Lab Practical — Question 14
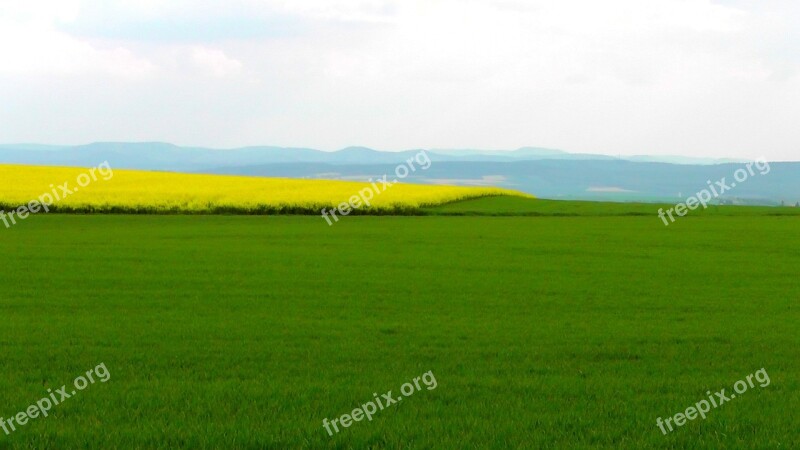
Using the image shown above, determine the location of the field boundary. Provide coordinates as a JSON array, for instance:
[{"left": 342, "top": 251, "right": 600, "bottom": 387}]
[{"left": 3, "top": 195, "right": 799, "bottom": 218}]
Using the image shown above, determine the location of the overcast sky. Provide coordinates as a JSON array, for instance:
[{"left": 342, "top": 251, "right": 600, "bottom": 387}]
[{"left": 1, "top": 0, "right": 798, "bottom": 159}]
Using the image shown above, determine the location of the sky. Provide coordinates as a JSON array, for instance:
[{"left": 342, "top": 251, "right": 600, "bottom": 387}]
[{"left": 0, "top": 0, "right": 798, "bottom": 160}]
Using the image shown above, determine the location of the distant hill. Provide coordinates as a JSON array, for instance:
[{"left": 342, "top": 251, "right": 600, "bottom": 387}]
[
  {"left": 0, "top": 142, "right": 749, "bottom": 169},
  {"left": 0, "top": 142, "right": 795, "bottom": 205}
]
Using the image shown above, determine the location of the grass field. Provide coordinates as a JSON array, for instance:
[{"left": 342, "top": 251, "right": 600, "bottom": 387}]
[
  {"left": 423, "top": 195, "right": 800, "bottom": 217},
  {"left": 0, "top": 197, "right": 798, "bottom": 449}
]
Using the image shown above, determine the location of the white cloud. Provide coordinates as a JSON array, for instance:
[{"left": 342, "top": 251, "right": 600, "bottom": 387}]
[
  {"left": 0, "top": 0, "right": 799, "bottom": 160},
  {"left": 277, "top": 0, "right": 398, "bottom": 23},
  {"left": 190, "top": 47, "right": 243, "bottom": 78},
  {"left": 2, "top": 0, "right": 82, "bottom": 22},
  {"left": 0, "top": 21, "right": 157, "bottom": 79}
]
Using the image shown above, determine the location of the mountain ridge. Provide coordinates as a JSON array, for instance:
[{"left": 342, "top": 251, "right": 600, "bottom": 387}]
[{"left": 2, "top": 142, "right": 793, "bottom": 205}]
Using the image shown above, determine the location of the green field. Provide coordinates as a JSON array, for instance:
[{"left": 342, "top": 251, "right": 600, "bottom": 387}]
[
  {"left": 0, "top": 197, "right": 798, "bottom": 449},
  {"left": 423, "top": 195, "right": 800, "bottom": 217}
]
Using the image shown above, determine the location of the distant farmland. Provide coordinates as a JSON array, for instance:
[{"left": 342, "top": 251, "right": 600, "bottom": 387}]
[{"left": 0, "top": 164, "right": 527, "bottom": 215}]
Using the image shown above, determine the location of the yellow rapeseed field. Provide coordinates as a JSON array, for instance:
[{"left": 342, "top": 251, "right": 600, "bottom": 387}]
[{"left": 0, "top": 164, "right": 530, "bottom": 214}]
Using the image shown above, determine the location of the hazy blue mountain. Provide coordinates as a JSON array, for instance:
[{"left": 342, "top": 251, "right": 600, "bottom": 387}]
[
  {"left": 0, "top": 142, "right": 753, "bottom": 169},
  {"left": 1, "top": 142, "right": 796, "bottom": 205}
]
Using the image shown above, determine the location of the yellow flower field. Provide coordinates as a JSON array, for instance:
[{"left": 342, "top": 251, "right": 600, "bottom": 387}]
[{"left": 0, "top": 164, "right": 530, "bottom": 214}]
